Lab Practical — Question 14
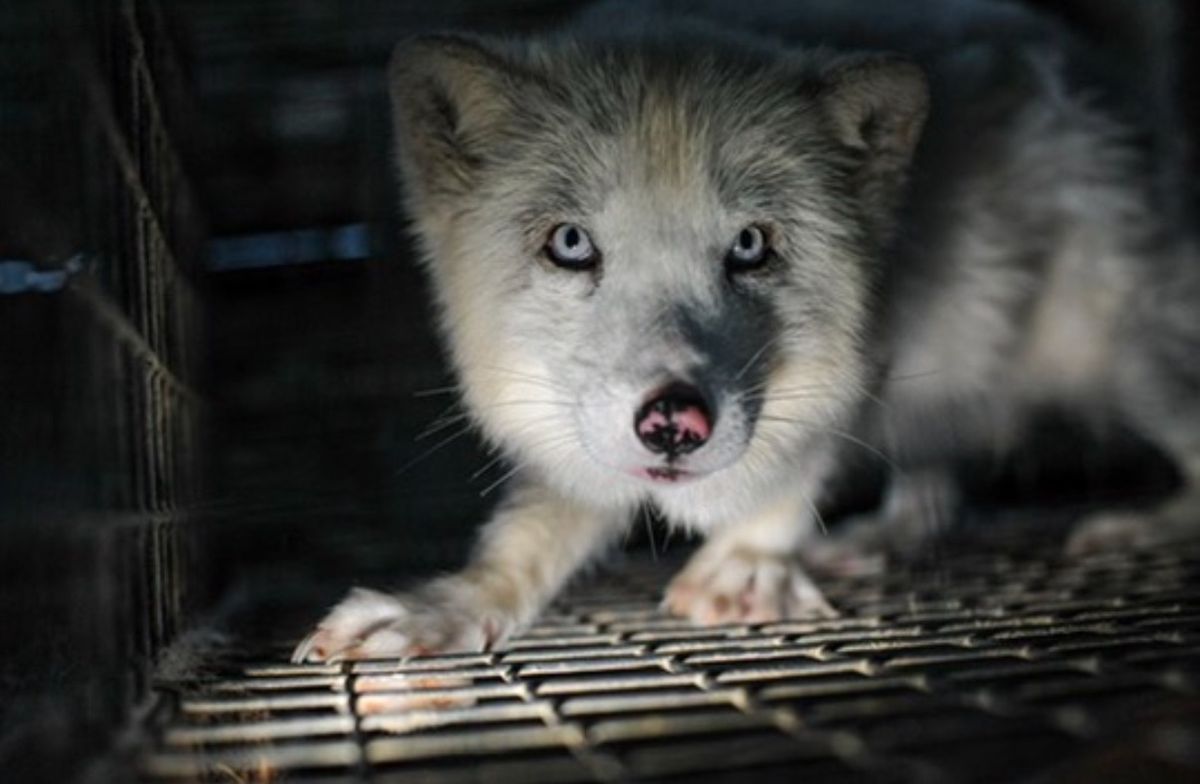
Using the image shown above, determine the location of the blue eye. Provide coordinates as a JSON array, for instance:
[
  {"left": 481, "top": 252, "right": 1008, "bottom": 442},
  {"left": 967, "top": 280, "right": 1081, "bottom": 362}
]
[
  {"left": 546, "top": 224, "right": 598, "bottom": 269},
  {"left": 726, "top": 225, "right": 769, "bottom": 269}
]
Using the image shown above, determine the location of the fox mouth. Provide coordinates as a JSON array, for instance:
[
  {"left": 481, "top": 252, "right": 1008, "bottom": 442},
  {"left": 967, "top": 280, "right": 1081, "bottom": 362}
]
[{"left": 637, "top": 466, "right": 697, "bottom": 484}]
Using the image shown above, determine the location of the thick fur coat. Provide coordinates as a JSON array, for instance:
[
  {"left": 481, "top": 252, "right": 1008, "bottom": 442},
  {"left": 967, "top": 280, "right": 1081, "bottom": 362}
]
[{"left": 295, "top": 0, "right": 1199, "bottom": 661}]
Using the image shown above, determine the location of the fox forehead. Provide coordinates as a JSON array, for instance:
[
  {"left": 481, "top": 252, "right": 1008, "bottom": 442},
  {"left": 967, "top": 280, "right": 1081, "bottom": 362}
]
[{"left": 502, "top": 73, "right": 843, "bottom": 225}]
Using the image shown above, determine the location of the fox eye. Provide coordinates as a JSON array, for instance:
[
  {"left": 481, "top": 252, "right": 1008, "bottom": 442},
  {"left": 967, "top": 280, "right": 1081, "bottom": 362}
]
[
  {"left": 546, "top": 223, "right": 598, "bottom": 269},
  {"left": 725, "top": 225, "right": 769, "bottom": 270}
]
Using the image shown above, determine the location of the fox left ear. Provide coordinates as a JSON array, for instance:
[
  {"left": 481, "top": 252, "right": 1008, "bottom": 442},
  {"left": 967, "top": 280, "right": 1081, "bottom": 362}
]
[{"left": 818, "top": 56, "right": 929, "bottom": 216}]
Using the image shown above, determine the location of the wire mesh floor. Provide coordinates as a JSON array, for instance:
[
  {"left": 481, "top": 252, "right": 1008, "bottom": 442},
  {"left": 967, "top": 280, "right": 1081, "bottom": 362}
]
[{"left": 137, "top": 532, "right": 1200, "bottom": 783}]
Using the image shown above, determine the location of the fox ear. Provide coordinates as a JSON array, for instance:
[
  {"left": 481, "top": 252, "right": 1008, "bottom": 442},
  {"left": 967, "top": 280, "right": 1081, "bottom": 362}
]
[
  {"left": 389, "top": 35, "right": 527, "bottom": 203},
  {"left": 815, "top": 56, "right": 928, "bottom": 228},
  {"left": 821, "top": 56, "right": 929, "bottom": 166}
]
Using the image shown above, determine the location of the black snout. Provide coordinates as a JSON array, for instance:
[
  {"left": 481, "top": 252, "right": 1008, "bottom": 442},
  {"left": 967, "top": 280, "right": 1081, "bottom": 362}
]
[{"left": 634, "top": 382, "right": 713, "bottom": 458}]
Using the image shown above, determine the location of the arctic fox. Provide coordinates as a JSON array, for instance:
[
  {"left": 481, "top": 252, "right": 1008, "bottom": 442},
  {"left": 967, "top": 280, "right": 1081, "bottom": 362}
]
[{"left": 294, "top": 3, "right": 1199, "bottom": 661}]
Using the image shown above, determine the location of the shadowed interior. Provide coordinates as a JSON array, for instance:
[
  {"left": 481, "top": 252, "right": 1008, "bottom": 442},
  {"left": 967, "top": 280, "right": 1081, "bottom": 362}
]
[{"left": 2, "top": 1, "right": 1199, "bottom": 781}]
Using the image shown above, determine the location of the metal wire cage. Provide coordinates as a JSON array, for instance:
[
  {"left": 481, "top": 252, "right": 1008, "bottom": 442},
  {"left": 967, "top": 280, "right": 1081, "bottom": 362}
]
[
  {"left": 0, "top": 0, "right": 205, "bottom": 776},
  {"left": 3, "top": 1, "right": 1200, "bottom": 782}
]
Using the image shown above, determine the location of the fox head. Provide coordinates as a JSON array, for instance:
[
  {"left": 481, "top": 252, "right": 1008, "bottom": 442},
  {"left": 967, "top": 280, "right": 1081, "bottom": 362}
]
[{"left": 389, "top": 34, "right": 928, "bottom": 521}]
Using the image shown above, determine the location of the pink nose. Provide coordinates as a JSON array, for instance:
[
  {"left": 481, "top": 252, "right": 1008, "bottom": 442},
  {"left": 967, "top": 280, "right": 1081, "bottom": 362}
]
[{"left": 635, "top": 383, "right": 712, "bottom": 457}]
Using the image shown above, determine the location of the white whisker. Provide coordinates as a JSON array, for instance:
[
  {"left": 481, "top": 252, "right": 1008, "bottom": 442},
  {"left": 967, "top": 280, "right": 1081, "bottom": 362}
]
[
  {"left": 411, "top": 383, "right": 461, "bottom": 398},
  {"left": 396, "top": 422, "right": 477, "bottom": 476},
  {"left": 757, "top": 414, "right": 900, "bottom": 474},
  {"left": 733, "top": 336, "right": 780, "bottom": 383}
]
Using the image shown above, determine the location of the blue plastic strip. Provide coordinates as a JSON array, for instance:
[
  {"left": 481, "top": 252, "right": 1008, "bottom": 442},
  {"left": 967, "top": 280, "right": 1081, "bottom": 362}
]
[
  {"left": 207, "top": 223, "right": 371, "bottom": 271},
  {"left": 0, "top": 256, "right": 84, "bottom": 295}
]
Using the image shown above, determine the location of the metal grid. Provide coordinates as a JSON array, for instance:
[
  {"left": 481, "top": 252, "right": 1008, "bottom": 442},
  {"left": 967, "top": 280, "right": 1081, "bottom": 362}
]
[
  {"left": 66, "top": 0, "right": 207, "bottom": 706},
  {"left": 1, "top": 1, "right": 205, "bottom": 765},
  {"left": 138, "top": 533, "right": 1200, "bottom": 782}
]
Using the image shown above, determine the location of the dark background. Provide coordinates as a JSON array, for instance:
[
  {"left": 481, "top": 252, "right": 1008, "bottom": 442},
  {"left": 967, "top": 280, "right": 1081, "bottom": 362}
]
[{"left": 0, "top": 1, "right": 1195, "bottom": 779}]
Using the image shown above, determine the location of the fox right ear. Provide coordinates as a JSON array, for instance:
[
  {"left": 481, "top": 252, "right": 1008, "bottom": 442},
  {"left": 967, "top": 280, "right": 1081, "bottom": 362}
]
[
  {"left": 815, "top": 56, "right": 929, "bottom": 231},
  {"left": 389, "top": 36, "right": 527, "bottom": 203},
  {"left": 819, "top": 56, "right": 929, "bottom": 169}
]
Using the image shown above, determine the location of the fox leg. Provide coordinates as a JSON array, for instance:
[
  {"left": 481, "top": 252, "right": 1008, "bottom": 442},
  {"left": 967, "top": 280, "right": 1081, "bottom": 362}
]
[
  {"left": 293, "top": 481, "right": 623, "bottom": 661},
  {"left": 1068, "top": 259, "right": 1200, "bottom": 554},
  {"left": 1068, "top": 433, "right": 1200, "bottom": 555},
  {"left": 1067, "top": 414, "right": 1200, "bottom": 555},
  {"left": 803, "top": 467, "right": 962, "bottom": 575}
]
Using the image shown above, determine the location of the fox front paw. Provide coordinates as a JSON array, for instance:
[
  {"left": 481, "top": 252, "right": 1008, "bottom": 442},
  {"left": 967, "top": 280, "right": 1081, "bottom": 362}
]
[
  {"left": 664, "top": 549, "right": 837, "bottom": 625},
  {"left": 292, "top": 583, "right": 509, "bottom": 663}
]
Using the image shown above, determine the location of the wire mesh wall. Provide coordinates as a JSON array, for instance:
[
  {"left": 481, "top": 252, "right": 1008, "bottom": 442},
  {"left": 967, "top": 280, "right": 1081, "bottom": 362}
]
[{"left": 0, "top": 0, "right": 205, "bottom": 774}]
